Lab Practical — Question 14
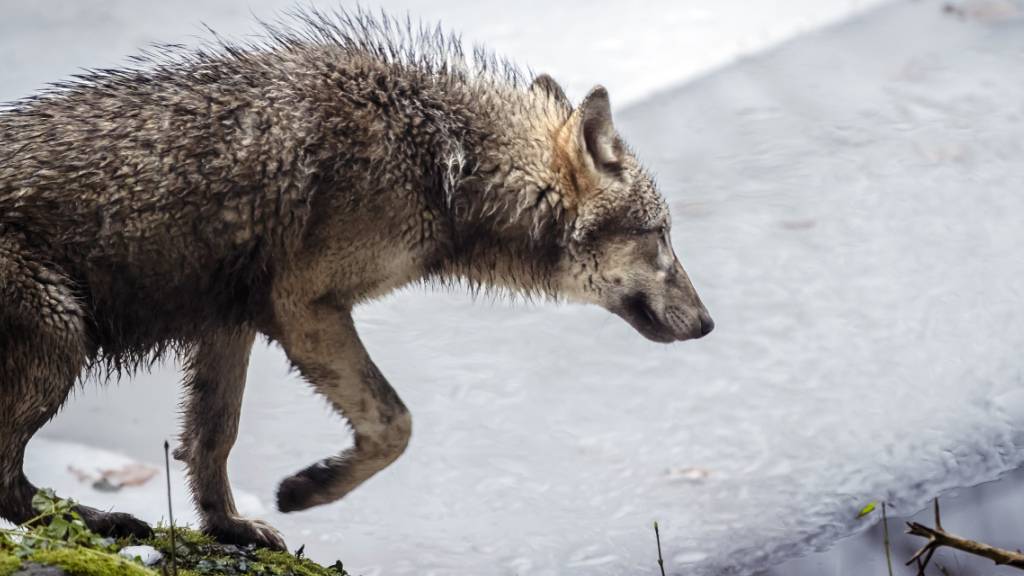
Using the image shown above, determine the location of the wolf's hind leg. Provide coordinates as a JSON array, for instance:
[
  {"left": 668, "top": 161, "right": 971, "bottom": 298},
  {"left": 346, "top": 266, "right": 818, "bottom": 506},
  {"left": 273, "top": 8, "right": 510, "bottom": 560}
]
[
  {"left": 272, "top": 306, "right": 412, "bottom": 513},
  {"left": 0, "top": 241, "right": 150, "bottom": 538},
  {"left": 175, "top": 327, "right": 286, "bottom": 550}
]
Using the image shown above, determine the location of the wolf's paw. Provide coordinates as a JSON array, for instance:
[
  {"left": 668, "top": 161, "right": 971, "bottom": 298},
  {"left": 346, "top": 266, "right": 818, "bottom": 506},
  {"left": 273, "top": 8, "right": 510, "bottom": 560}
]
[
  {"left": 75, "top": 506, "right": 153, "bottom": 539},
  {"left": 205, "top": 516, "right": 287, "bottom": 551},
  {"left": 276, "top": 459, "right": 356, "bottom": 513},
  {"left": 275, "top": 474, "right": 320, "bottom": 513}
]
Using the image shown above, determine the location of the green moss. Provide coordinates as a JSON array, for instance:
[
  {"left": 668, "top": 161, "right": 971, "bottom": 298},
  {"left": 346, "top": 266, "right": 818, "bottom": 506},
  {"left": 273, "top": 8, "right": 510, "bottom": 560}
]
[
  {"left": 140, "top": 527, "right": 215, "bottom": 550},
  {"left": 30, "top": 547, "right": 156, "bottom": 576},
  {"left": 138, "top": 527, "right": 347, "bottom": 576},
  {"left": 8, "top": 491, "right": 346, "bottom": 575},
  {"left": 8, "top": 519, "right": 345, "bottom": 576},
  {"left": 0, "top": 551, "right": 22, "bottom": 576},
  {"left": 254, "top": 549, "right": 347, "bottom": 576}
]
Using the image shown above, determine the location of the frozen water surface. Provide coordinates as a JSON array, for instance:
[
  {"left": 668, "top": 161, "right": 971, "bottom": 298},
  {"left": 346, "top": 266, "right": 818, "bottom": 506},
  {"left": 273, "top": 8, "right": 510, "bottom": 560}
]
[{"left": 5, "top": 0, "right": 1024, "bottom": 574}]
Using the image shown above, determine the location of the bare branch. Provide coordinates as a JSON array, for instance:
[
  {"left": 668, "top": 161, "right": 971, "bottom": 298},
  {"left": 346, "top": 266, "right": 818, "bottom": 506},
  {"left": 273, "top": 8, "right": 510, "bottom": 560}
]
[
  {"left": 906, "top": 521, "right": 1024, "bottom": 570},
  {"left": 653, "top": 522, "right": 666, "bottom": 576}
]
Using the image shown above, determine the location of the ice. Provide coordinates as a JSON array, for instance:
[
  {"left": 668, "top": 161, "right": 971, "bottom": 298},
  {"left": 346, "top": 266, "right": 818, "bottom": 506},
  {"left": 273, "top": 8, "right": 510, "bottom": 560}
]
[{"left": 6, "top": 0, "right": 1024, "bottom": 575}]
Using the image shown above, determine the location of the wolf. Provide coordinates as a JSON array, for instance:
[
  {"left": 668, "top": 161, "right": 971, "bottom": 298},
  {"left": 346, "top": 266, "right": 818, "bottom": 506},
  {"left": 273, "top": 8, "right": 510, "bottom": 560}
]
[{"left": 0, "top": 9, "right": 713, "bottom": 550}]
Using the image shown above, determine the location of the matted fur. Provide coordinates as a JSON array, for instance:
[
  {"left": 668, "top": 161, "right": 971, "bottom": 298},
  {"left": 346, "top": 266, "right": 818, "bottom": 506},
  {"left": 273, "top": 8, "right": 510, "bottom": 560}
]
[
  {"left": 0, "top": 7, "right": 709, "bottom": 549},
  {"left": 1, "top": 7, "right": 568, "bottom": 375}
]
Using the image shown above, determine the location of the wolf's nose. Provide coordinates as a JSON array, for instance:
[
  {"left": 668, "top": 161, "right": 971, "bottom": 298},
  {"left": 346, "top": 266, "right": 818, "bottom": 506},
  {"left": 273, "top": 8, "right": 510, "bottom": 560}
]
[{"left": 698, "top": 312, "right": 715, "bottom": 337}]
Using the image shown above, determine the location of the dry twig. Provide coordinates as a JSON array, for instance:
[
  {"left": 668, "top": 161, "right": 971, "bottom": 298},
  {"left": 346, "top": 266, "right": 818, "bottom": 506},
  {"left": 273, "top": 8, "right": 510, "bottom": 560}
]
[
  {"left": 654, "top": 522, "right": 666, "bottom": 576},
  {"left": 906, "top": 498, "right": 1024, "bottom": 572},
  {"left": 882, "top": 503, "right": 894, "bottom": 576},
  {"left": 164, "top": 441, "right": 178, "bottom": 576}
]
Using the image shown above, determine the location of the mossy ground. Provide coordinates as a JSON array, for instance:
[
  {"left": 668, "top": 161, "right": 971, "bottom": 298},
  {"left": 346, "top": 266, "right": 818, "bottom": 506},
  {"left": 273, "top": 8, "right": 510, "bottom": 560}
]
[
  {"left": 0, "top": 552, "right": 21, "bottom": 576},
  {"left": 1, "top": 526, "right": 348, "bottom": 576},
  {"left": 21, "top": 547, "right": 153, "bottom": 576},
  {"left": 140, "top": 527, "right": 348, "bottom": 576}
]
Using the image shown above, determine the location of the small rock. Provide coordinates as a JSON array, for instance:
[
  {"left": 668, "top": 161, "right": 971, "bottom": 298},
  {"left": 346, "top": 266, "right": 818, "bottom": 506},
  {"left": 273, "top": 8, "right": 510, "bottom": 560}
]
[{"left": 119, "top": 545, "right": 163, "bottom": 566}]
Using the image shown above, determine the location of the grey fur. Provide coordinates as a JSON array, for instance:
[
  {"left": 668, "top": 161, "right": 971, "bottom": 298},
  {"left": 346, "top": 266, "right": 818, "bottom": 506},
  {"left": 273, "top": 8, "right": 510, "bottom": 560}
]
[{"left": 0, "top": 7, "right": 711, "bottom": 550}]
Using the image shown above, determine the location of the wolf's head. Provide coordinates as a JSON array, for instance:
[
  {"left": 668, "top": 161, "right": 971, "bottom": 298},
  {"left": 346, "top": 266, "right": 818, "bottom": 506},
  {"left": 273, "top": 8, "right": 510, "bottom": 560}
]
[{"left": 530, "top": 75, "right": 713, "bottom": 343}]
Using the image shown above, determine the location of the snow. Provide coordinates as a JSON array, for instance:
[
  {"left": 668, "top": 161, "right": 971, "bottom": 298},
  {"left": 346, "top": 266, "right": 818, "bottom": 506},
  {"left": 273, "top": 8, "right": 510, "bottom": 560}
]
[
  {"left": 5, "top": 0, "right": 1024, "bottom": 575},
  {"left": 0, "top": 438, "right": 265, "bottom": 531},
  {"left": 118, "top": 546, "right": 164, "bottom": 566}
]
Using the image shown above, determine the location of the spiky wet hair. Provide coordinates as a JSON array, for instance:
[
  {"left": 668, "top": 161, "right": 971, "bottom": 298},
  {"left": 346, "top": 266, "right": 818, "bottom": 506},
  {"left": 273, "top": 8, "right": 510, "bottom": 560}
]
[{"left": 3, "top": 5, "right": 531, "bottom": 113}]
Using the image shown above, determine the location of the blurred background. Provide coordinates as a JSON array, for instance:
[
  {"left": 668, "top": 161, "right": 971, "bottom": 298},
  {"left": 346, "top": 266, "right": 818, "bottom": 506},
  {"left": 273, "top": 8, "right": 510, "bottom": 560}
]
[{"left": 4, "top": 0, "right": 1024, "bottom": 574}]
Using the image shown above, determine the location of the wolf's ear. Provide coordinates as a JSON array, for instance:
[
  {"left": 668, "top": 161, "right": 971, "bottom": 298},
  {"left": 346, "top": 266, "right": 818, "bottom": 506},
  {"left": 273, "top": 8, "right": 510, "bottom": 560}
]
[
  {"left": 575, "top": 86, "right": 623, "bottom": 174},
  {"left": 530, "top": 73, "right": 571, "bottom": 110}
]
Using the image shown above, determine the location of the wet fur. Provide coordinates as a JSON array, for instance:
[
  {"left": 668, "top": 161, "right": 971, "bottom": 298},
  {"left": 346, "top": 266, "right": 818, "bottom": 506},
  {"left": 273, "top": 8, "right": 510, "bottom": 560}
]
[{"left": 0, "top": 7, "right": 707, "bottom": 549}]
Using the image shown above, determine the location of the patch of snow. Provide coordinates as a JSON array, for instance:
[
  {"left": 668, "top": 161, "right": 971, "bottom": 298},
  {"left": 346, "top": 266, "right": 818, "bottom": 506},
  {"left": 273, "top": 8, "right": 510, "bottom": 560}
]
[
  {"left": 10, "top": 439, "right": 265, "bottom": 530},
  {"left": 119, "top": 545, "right": 163, "bottom": 566}
]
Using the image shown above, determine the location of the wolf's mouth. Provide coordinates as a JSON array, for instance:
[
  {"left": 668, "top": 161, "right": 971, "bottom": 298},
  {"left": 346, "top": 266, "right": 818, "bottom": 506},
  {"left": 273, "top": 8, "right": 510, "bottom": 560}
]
[{"left": 616, "top": 293, "right": 677, "bottom": 343}]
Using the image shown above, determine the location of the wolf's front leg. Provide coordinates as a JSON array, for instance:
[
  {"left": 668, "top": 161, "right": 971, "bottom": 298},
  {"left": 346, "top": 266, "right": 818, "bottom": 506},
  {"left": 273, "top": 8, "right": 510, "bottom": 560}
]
[
  {"left": 272, "top": 305, "right": 412, "bottom": 513},
  {"left": 176, "top": 327, "right": 287, "bottom": 550}
]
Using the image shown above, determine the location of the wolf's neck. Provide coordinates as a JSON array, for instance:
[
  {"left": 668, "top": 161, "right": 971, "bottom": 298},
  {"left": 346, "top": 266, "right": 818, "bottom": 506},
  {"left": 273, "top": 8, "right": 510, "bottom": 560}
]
[{"left": 428, "top": 83, "right": 569, "bottom": 296}]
